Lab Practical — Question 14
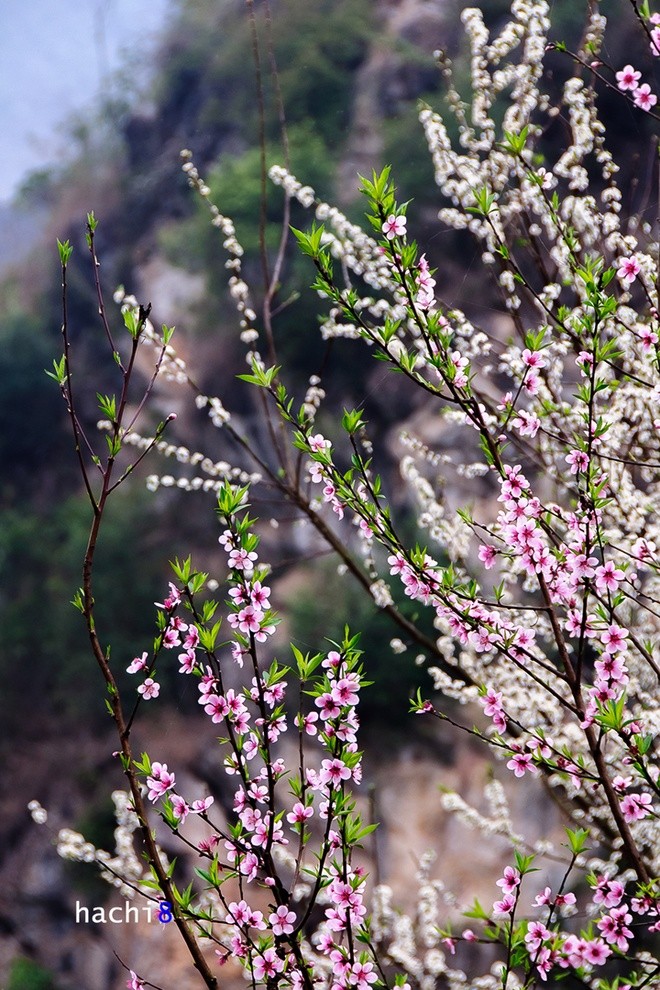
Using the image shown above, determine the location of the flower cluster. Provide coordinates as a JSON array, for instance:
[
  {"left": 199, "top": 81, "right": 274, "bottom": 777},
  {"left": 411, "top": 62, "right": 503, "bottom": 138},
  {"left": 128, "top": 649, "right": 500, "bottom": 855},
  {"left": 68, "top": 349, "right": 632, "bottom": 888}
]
[
  {"left": 615, "top": 7, "right": 660, "bottom": 114},
  {"left": 46, "top": 2, "right": 660, "bottom": 988}
]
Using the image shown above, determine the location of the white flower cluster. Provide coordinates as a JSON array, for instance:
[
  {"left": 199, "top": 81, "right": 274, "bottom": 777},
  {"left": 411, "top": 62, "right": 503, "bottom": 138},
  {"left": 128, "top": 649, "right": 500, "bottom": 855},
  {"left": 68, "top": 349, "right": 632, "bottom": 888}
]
[
  {"left": 181, "top": 149, "right": 261, "bottom": 354},
  {"left": 113, "top": 286, "right": 190, "bottom": 384},
  {"left": 54, "top": 791, "right": 169, "bottom": 900}
]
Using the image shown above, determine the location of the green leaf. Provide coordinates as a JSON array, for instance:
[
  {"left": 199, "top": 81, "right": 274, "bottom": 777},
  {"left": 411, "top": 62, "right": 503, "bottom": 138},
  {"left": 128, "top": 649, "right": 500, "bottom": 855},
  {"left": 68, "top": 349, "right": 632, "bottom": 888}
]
[
  {"left": 463, "top": 898, "right": 490, "bottom": 921},
  {"left": 199, "top": 620, "right": 222, "bottom": 652},
  {"left": 466, "top": 186, "right": 498, "bottom": 217},
  {"left": 237, "top": 361, "right": 280, "bottom": 388},
  {"left": 57, "top": 238, "right": 73, "bottom": 265},
  {"left": 45, "top": 355, "right": 67, "bottom": 385},
  {"left": 342, "top": 408, "right": 367, "bottom": 434},
  {"left": 291, "top": 222, "right": 326, "bottom": 258},
  {"left": 97, "top": 392, "right": 117, "bottom": 421},
  {"left": 501, "top": 126, "right": 528, "bottom": 156},
  {"left": 565, "top": 826, "right": 589, "bottom": 855}
]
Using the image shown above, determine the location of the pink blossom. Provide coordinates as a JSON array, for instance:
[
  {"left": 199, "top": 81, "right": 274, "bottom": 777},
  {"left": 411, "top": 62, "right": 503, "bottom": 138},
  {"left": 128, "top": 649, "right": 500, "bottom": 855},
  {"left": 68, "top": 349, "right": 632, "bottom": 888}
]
[
  {"left": 597, "top": 906, "right": 633, "bottom": 951},
  {"left": 507, "top": 752, "right": 538, "bottom": 777},
  {"left": 381, "top": 214, "right": 407, "bottom": 239},
  {"left": 481, "top": 688, "right": 502, "bottom": 717},
  {"left": 541, "top": 167, "right": 558, "bottom": 189},
  {"left": 253, "top": 948, "right": 284, "bottom": 981},
  {"left": 565, "top": 449, "right": 589, "bottom": 474},
  {"left": 156, "top": 582, "right": 181, "bottom": 610},
  {"left": 126, "top": 972, "right": 144, "bottom": 990},
  {"left": 308, "top": 433, "right": 330, "bottom": 452},
  {"left": 319, "top": 758, "right": 352, "bottom": 788},
  {"left": 162, "top": 627, "right": 181, "bottom": 649},
  {"left": 581, "top": 938, "right": 612, "bottom": 965},
  {"left": 512, "top": 409, "right": 540, "bottom": 437},
  {"left": 496, "top": 866, "right": 521, "bottom": 895},
  {"left": 617, "top": 255, "right": 642, "bottom": 284},
  {"left": 127, "top": 651, "right": 148, "bottom": 674},
  {"left": 593, "top": 877, "right": 626, "bottom": 908},
  {"left": 249, "top": 581, "right": 270, "bottom": 609},
  {"left": 226, "top": 899, "right": 264, "bottom": 929},
  {"left": 297, "top": 711, "right": 318, "bottom": 735},
  {"left": 137, "top": 677, "right": 160, "bottom": 700},
  {"left": 178, "top": 649, "right": 196, "bottom": 674},
  {"left": 639, "top": 325, "right": 659, "bottom": 350},
  {"left": 594, "top": 653, "right": 627, "bottom": 684},
  {"left": 620, "top": 791, "right": 653, "bottom": 822},
  {"left": 522, "top": 347, "right": 546, "bottom": 369},
  {"left": 228, "top": 547, "right": 258, "bottom": 571},
  {"left": 576, "top": 350, "right": 593, "bottom": 376},
  {"left": 234, "top": 605, "right": 264, "bottom": 634},
  {"left": 634, "top": 83, "right": 658, "bottom": 111},
  {"left": 248, "top": 782, "right": 268, "bottom": 804},
  {"left": 594, "top": 560, "right": 625, "bottom": 593},
  {"left": 204, "top": 694, "right": 229, "bottom": 723},
  {"left": 331, "top": 676, "right": 360, "bottom": 707},
  {"left": 478, "top": 544, "right": 497, "bottom": 569},
  {"left": 482, "top": 687, "right": 505, "bottom": 728},
  {"left": 565, "top": 549, "right": 598, "bottom": 580},
  {"left": 523, "top": 370, "right": 541, "bottom": 396},
  {"left": 218, "top": 529, "right": 234, "bottom": 551},
  {"left": 351, "top": 961, "right": 378, "bottom": 990},
  {"left": 600, "top": 623, "right": 628, "bottom": 653},
  {"left": 525, "top": 920, "right": 551, "bottom": 952},
  {"left": 315, "top": 692, "right": 341, "bottom": 720},
  {"left": 323, "top": 649, "right": 343, "bottom": 670},
  {"left": 146, "top": 762, "right": 176, "bottom": 802},
  {"left": 492, "top": 892, "right": 516, "bottom": 915},
  {"left": 269, "top": 905, "right": 296, "bottom": 936},
  {"left": 534, "top": 886, "right": 553, "bottom": 907},
  {"left": 416, "top": 253, "right": 436, "bottom": 310},
  {"left": 613, "top": 775, "right": 632, "bottom": 794},
  {"left": 616, "top": 64, "right": 641, "bottom": 91},
  {"left": 651, "top": 26, "right": 660, "bottom": 55},
  {"left": 308, "top": 461, "right": 324, "bottom": 484},
  {"left": 287, "top": 802, "right": 314, "bottom": 826},
  {"left": 171, "top": 795, "right": 190, "bottom": 823}
]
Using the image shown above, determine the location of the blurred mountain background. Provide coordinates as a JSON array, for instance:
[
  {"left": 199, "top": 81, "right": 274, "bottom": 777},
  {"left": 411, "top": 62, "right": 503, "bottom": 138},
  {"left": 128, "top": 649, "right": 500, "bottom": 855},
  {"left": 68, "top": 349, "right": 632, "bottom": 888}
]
[{"left": 0, "top": 1, "right": 654, "bottom": 987}]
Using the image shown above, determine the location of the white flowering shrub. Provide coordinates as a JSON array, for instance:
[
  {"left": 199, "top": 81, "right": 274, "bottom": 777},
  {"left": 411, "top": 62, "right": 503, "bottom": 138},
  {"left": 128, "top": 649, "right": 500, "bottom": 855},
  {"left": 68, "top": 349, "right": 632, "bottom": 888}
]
[{"left": 40, "top": 1, "right": 660, "bottom": 988}]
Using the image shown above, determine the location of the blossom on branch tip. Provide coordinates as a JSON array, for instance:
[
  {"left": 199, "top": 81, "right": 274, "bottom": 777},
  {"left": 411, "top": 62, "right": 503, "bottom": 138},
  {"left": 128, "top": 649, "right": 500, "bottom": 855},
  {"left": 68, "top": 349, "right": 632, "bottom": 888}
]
[
  {"left": 381, "top": 214, "right": 407, "bottom": 239},
  {"left": 633, "top": 83, "right": 657, "bottom": 110},
  {"left": 155, "top": 582, "right": 181, "bottom": 610},
  {"left": 651, "top": 26, "right": 660, "bottom": 55},
  {"left": 617, "top": 255, "right": 641, "bottom": 284},
  {"left": 269, "top": 905, "right": 296, "bottom": 935},
  {"left": 137, "top": 677, "right": 160, "bottom": 700},
  {"left": 146, "top": 763, "right": 175, "bottom": 802},
  {"left": 127, "top": 651, "right": 148, "bottom": 674},
  {"left": 615, "top": 64, "right": 641, "bottom": 91},
  {"left": 620, "top": 792, "right": 653, "bottom": 822},
  {"left": 506, "top": 752, "right": 538, "bottom": 777}
]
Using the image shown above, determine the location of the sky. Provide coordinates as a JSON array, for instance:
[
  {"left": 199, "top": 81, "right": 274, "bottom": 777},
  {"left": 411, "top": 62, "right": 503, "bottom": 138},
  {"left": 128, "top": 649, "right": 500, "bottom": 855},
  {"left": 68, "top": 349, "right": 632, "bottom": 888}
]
[{"left": 0, "top": 0, "right": 173, "bottom": 202}]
